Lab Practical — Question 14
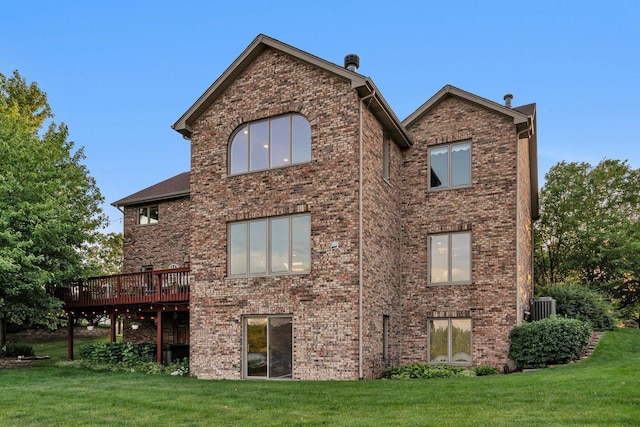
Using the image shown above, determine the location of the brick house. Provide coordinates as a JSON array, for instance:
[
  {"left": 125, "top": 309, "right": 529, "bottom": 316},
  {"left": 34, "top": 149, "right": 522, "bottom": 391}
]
[
  {"left": 110, "top": 34, "right": 538, "bottom": 379},
  {"left": 113, "top": 171, "right": 191, "bottom": 273}
]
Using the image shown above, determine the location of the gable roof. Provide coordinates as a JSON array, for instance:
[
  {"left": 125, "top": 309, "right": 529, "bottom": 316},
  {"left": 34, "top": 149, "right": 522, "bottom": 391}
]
[
  {"left": 403, "top": 84, "right": 539, "bottom": 220},
  {"left": 513, "top": 102, "right": 536, "bottom": 117},
  {"left": 402, "top": 84, "right": 530, "bottom": 127},
  {"left": 112, "top": 172, "right": 190, "bottom": 208},
  {"left": 172, "top": 34, "right": 413, "bottom": 148}
]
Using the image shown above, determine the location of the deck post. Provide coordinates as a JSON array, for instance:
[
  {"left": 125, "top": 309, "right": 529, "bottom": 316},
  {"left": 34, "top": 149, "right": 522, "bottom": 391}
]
[
  {"left": 110, "top": 312, "right": 117, "bottom": 343},
  {"left": 157, "top": 309, "right": 163, "bottom": 364},
  {"left": 67, "top": 313, "right": 74, "bottom": 361}
]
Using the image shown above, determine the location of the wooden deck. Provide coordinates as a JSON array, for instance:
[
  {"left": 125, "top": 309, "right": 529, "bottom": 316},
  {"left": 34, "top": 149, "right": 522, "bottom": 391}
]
[{"left": 55, "top": 268, "right": 190, "bottom": 310}]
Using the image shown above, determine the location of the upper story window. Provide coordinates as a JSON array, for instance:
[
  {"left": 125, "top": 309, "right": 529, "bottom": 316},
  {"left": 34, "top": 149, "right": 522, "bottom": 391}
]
[
  {"left": 229, "top": 114, "right": 311, "bottom": 175},
  {"left": 228, "top": 214, "right": 311, "bottom": 277},
  {"left": 429, "top": 141, "right": 471, "bottom": 190},
  {"left": 138, "top": 206, "right": 158, "bottom": 225},
  {"left": 429, "top": 231, "right": 471, "bottom": 284}
]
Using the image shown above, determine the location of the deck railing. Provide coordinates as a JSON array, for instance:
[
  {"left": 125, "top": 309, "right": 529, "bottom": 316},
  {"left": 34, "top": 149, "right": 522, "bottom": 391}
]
[{"left": 56, "top": 268, "right": 190, "bottom": 308}]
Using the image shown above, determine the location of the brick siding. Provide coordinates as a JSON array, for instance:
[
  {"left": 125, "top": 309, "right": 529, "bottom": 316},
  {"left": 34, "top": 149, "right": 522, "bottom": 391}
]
[
  {"left": 130, "top": 44, "right": 535, "bottom": 379},
  {"left": 402, "top": 96, "right": 529, "bottom": 369},
  {"left": 189, "top": 48, "right": 364, "bottom": 379},
  {"left": 122, "top": 196, "right": 190, "bottom": 273}
]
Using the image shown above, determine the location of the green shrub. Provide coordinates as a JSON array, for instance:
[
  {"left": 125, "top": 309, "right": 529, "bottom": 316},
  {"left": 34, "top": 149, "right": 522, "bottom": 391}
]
[
  {"left": 508, "top": 316, "right": 592, "bottom": 369},
  {"left": 2, "top": 342, "right": 35, "bottom": 357},
  {"left": 77, "top": 343, "right": 94, "bottom": 359},
  {"left": 471, "top": 365, "right": 499, "bottom": 376},
  {"left": 78, "top": 342, "right": 156, "bottom": 365},
  {"left": 546, "top": 283, "right": 616, "bottom": 331},
  {"left": 57, "top": 356, "right": 190, "bottom": 376},
  {"left": 384, "top": 364, "right": 475, "bottom": 379}
]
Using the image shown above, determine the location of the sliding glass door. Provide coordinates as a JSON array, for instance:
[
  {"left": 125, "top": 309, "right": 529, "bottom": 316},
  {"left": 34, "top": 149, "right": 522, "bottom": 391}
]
[{"left": 245, "top": 316, "right": 292, "bottom": 379}]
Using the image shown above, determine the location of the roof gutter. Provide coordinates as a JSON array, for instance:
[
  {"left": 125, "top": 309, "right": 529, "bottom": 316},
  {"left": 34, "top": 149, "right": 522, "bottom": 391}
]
[
  {"left": 111, "top": 190, "right": 191, "bottom": 209},
  {"left": 357, "top": 80, "right": 413, "bottom": 149}
]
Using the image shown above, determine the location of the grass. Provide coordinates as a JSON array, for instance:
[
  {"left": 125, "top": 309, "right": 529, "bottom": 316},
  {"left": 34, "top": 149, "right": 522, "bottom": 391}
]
[
  {"left": 27, "top": 335, "right": 111, "bottom": 368},
  {"left": 1, "top": 329, "right": 639, "bottom": 426}
]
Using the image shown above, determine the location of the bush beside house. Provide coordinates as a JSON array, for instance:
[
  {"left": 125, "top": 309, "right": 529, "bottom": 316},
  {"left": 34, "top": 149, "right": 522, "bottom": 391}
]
[
  {"left": 546, "top": 284, "right": 617, "bottom": 331},
  {"left": 508, "top": 317, "right": 592, "bottom": 369}
]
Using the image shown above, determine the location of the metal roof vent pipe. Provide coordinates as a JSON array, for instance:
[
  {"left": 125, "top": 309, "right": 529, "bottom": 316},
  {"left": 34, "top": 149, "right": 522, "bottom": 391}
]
[
  {"left": 344, "top": 54, "right": 360, "bottom": 72},
  {"left": 504, "top": 93, "right": 513, "bottom": 108}
]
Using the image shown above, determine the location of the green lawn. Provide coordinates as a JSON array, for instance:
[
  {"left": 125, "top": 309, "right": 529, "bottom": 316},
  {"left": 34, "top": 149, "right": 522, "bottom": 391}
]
[
  {"left": 1, "top": 329, "right": 639, "bottom": 426},
  {"left": 27, "top": 335, "right": 112, "bottom": 368}
]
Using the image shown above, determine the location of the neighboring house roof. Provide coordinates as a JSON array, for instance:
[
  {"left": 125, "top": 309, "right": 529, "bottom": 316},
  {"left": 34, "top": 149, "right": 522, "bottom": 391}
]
[
  {"left": 112, "top": 172, "right": 190, "bottom": 208},
  {"left": 403, "top": 84, "right": 539, "bottom": 219},
  {"left": 172, "top": 34, "right": 413, "bottom": 149}
]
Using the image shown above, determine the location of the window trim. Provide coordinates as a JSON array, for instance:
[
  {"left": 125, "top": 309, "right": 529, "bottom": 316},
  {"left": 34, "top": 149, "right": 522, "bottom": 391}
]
[
  {"left": 428, "top": 231, "right": 472, "bottom": 285},
  {"left": 228, "top": 113, "right": 311, "bottom": 176},
  {"left": 137, "top": 205, "right": 159, "bottom": 225},
  {"left": 428, "top": 140, "right": 472, "bottom": 191},
  {"left": 243, "top": 315, "right": 293, "bottom": 379},
  {"left": 227, "top": 214, "right": 311, "bottom": 277},
  {"left": 428, "top": 318, "right": 472, "bottom": 366}
]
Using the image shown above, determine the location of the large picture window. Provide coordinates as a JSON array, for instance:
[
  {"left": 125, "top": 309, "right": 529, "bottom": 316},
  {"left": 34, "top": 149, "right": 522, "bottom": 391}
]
[
  {"left": 429, "top": 318, "right": 472, "bottom": 365},
  {"left": 229, "top": 214, "right": 311, "bottom": 276},
  {"left": 229, "top": 114, "right": 311, "bottom": 175},
  {"left": 429, "top": 231, "right": 471, "bottom": 284},
  {"left": 429, "top": 141, "right": 471, "bottom": 190}
]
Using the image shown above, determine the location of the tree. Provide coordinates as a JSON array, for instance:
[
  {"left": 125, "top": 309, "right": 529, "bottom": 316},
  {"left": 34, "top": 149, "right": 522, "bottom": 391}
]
[
  {"left": 534, "top": 159, "right": 640, "bottom": 324},
  {"left": 0, "top": 71, "right": 107, "bottom": 345},
  {"left": 83, "top": 232, "right": 124, "bottom": 277},
  {"left": 0, "top": 70, "right": 51, "bottom": 130}
]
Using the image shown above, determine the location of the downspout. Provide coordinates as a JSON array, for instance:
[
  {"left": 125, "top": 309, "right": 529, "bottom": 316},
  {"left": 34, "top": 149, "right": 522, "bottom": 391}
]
[
  {"left": 358, "top": 90, "right": 376, "bottom": 380},
  {"left": 515, "top": 131, "right": 521, "bottom": 325}
]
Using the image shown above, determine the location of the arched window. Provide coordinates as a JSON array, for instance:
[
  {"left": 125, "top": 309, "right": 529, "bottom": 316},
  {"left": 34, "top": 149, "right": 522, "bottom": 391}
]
[{"left": 229, "top": 113, "right": 311, "bottom": 174}]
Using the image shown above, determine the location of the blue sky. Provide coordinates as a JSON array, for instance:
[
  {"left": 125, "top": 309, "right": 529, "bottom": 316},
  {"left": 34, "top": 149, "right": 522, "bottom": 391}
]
[{"left": 2, "top": 1, "right": 638, "bottom": 233}]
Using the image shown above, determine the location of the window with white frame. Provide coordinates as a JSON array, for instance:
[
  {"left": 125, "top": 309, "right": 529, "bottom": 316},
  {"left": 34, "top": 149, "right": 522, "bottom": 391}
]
[
  {"left": 429, "top": 141, "right": 471, "bottom": 190},
  {"left": 428, "top": 318, "right": 472, "bottom": 365},
  {"left": 229, "top": 113, "right": 311, "bottom": 175},
  {"left": 137, "top": 206, "right": 158, "bottom": 225},
  {"left": 228, "top": 214, "right": 311, "bottom": 276},
  {"left": 429, "top": 231, "right": 471, "bottom": 284}
]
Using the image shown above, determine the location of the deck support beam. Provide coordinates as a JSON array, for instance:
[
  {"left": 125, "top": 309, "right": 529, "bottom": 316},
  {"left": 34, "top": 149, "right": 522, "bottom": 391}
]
[
  {"left": 110, "top": 312, "right": 117, "bottom": 343},
  {"left": 157, "top": 309, "right": 163, "bottom": 364},
  {"left": 67, "top": 313, "right": 74, "bottom": 361}
]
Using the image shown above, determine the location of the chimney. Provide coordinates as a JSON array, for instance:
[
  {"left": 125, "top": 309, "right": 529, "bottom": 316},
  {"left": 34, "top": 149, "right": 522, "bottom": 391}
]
[
  {"left": 344, "top": 54, "right": 359, "bottom": 72},
  {"left": 503, "top": 94, "right": 513, "bottom": 108}
]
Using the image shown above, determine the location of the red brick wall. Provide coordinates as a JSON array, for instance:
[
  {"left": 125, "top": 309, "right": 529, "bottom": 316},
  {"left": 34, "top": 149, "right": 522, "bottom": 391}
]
[
  {"left": 176, "top": 48, "right": 534, "bottom": 378},
  {"left": 188, "top": 48, "right": 364, "bottom": 379},
  {"left": 122, "top": 196, "right": 190, "bottom": 273},
  {"left": 360, "top": 106, "right": 405, "bottom": 378},
  {"left": 402, "top": 95, "right": 522, "bottom": 369}
]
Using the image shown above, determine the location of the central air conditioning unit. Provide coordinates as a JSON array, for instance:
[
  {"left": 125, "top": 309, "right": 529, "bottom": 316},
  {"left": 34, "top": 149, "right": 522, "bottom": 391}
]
[{"left": 531, "top": 297, "right": 556, "bottom": 321}]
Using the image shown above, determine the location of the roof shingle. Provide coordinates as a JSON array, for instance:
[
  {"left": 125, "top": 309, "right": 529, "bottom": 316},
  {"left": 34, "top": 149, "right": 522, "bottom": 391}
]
[{"left": 112, "top": 172, "right": 190, "bottom": 207}]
